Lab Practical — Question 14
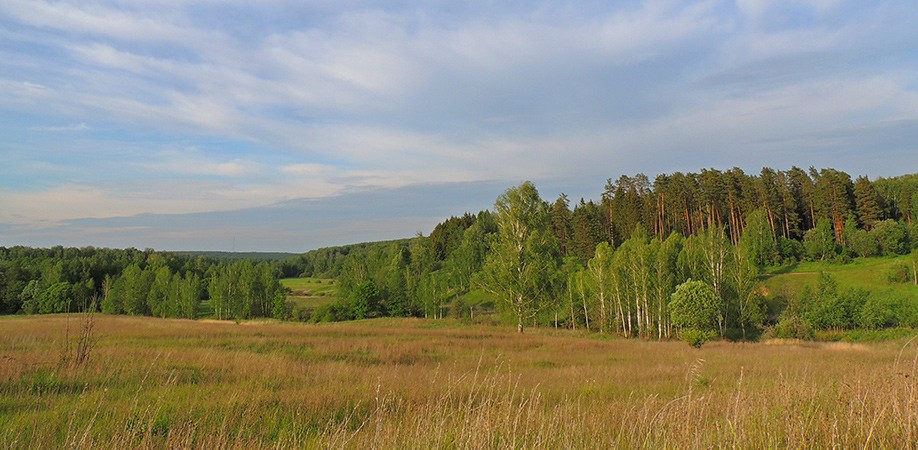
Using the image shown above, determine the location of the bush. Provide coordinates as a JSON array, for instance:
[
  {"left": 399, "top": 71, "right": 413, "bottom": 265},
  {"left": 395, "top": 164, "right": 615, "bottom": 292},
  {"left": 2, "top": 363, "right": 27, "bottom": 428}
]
[
  {"left": 871, "top": 220, "right": 909, "bottom": 255},
  {"left": 779, "top": 237, "right": 804, "bottom": 262},
  {"left": 848, "top": 230, "right": 880, "bottom": 258},
  {"left": 804, "top": 219, "right": 837, "bottom": 261},
  {"left": 291, "top": 306, "right": 312, "bottom": 322},
  {"left": 350, "top": 281, "right": 383, "bottom": 319},
  {"left": 680, "top": 329, "right": 716, "bottom": 348},
  {"left": 773, "top": 316, "right": 814, "bottom": 340},
  {"left": 312, "top": 301, "right": 354, "bottom": 323},
  {"left": 859, "top": 296, "right": 898, "bottom": 329},
  {"left": 669, "top": 280, "right": 721, "bottom": 332},
  {"left": 886, "top": 263, "right": 910, "bottom": 284}
]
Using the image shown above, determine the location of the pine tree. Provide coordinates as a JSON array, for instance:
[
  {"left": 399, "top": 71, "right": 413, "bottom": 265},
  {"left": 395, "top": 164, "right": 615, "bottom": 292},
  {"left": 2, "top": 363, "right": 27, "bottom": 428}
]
[{"left": 854, "top": 175, "right": 883, "bottom": 230}]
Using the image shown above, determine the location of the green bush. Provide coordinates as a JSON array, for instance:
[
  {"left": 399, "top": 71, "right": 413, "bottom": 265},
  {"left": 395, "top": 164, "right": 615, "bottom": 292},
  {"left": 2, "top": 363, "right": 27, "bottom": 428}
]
[
  {"left": 774, "top": 316, "right": 814, "bottom": 340},
  {"left": 886, "top": 263, "right": 910, "bottom": 284},
  {"left": 848, "top": 230, "right": 880, "bottom": 257},
  {"left": 680, "top": 329, "right": 716, "bottom": 348},
  {"left": 871, "top": 220, "right": 909, "bottom": 255},
  {"left": 779, "top": 237, "right": 804, "bottom": 262},
  {"left": 804, "top": 219, "right": 837, "bottom": 261}
]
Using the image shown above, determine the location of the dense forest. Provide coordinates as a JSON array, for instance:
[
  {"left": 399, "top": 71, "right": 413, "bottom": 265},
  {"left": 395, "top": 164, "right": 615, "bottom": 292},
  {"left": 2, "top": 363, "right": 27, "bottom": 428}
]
[
  {"left": 3, "top": 166, "right": 917, "bottom": 340},
  {"left": 280, "top": 166, "right": 918, "bottom": 339},
  {"left": 0, "top": 247, "right": 285, "bottom": 321}
]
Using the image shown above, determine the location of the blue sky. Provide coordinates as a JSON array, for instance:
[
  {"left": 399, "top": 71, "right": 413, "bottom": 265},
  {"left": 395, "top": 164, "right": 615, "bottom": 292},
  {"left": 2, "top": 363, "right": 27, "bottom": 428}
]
[{"left": 2, "top": 0, "right": 917, "bottom": 252}]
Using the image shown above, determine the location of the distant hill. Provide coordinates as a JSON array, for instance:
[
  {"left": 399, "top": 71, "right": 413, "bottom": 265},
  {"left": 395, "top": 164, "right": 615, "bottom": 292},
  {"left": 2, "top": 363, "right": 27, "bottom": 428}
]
[{"left": 174, "top": 251, "right": 297, "bottom": 261}]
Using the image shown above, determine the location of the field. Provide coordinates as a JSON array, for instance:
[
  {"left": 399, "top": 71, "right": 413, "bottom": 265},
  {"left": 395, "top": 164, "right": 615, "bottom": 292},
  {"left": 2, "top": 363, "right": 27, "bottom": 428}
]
[
  {"left": 763, "top": 255, "right": 918, "bottom": 300},
  {"left": 1, "top": 315, "right": 916, "bottom": 448},
  {"left": 280, "top": 278, "right": 338, "bottom": 314}
]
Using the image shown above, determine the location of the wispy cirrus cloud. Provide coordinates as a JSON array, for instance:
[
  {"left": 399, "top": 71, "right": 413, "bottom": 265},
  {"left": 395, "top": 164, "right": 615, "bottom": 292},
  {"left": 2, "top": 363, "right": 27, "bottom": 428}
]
[{"left": 29, "top": 123, "right": 90, "bottom": 132}]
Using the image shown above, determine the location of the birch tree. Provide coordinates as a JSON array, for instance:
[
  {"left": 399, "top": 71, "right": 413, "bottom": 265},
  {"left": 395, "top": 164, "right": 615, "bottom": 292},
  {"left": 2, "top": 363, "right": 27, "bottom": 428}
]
[{"left": 480, "top": 182, "right": 560, "bottom": 333}]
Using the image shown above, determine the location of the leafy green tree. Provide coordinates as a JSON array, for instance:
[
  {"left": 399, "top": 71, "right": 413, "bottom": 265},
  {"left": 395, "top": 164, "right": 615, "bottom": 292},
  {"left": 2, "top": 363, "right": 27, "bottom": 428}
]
[
  {"left": 38, "top": 282, "right": 72, "bottom": 313},
  {"left": 179, "top": 273, "right": 202, "bottom": 319},
  {"left": 804, "top": 219, "right": 837, "bottom": 260},
  {"left": 147, "top": 266, "right": 172, "bottom": 318},
  {"left": 669, "top": 280, "right": 721, "bottom": 347},
  {"left": 446, "top": 213, "right": 495, "bottom": 293},
  {"left": 650, "top": 233, "right": 681, "bottom": 339},
  {"left": 586, "top": 242, "right": 614, "bottom": 334},
  {"left": 871, "top": 219, "right": 909, "bottom": 255},
  {"left": 696, "top": 226, "right": 730, "bottom": 335},
  {"left": 730, "top": 241, "right": 764, "bottom": 340},
  {"left": 351, "top": 281, "right": 383, "bottom": 319},
  {"left": 480, "top": 182, "right": 560, "bottom": 333},
  {"left": 847, "top": 229, "right": 880, "bottom": 257},
  {"left": 100, "top": 274, "right": 116, "bottom": 314},
  {"left": 271, "top": 288, "right": 290, "bottom": 320},
  {"left": 19, "top": 279, "right": 41, "bottom": 315},
  {"left": 741, "top": 209, "right": 777, "bottom": 270}
]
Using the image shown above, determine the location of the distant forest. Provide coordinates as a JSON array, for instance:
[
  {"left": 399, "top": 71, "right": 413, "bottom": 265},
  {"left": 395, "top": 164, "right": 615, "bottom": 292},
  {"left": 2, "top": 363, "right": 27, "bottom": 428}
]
[
  {"left": 0, "top": 247, "right": 285, "bottom": 321},
  {"left": 3, "top": 166, "right": 917, "bottom": 338}
]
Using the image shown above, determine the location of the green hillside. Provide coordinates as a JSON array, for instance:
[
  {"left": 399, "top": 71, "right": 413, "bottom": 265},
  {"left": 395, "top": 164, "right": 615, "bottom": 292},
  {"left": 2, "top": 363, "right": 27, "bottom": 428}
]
[
  {"left": 280, "top": 277, "right": 339, "bottom": 319},
  {"left": 762, "top": 256, "right": 917, "bottom": 300}
]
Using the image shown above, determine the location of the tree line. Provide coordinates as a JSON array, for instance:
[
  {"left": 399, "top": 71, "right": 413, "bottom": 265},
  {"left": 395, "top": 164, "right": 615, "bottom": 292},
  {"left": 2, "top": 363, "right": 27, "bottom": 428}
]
[
  {"left": 299, "top": 166, "right": 918, "bottom": 340},
  {"left": 0, "top": 246, "right": 287, "bottom": 321}
]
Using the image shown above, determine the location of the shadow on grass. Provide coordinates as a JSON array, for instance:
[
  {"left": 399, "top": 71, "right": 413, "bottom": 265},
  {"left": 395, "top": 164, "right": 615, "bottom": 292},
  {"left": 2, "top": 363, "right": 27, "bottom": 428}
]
[{"left": 762, "top": 261, "right": 800, "bottom": 278}]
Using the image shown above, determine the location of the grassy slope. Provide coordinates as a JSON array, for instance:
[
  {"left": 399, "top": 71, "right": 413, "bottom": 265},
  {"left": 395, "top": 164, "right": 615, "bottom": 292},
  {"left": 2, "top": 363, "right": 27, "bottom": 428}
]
[
  {"left": 281, "top": 277, "right": 338, "bottom": 311},
  {"left": 762, "top": 255, "right": 918, "bottom": 302},
  {"left": 1, "top": 315, "right": 916, "bottom": 448}
]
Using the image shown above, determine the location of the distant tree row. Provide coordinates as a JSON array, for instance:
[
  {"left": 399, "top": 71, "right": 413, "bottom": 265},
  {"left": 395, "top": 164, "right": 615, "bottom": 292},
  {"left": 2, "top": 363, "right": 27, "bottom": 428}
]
[{"left": 0, "top": 246, "right": 286, "bottom": 321}]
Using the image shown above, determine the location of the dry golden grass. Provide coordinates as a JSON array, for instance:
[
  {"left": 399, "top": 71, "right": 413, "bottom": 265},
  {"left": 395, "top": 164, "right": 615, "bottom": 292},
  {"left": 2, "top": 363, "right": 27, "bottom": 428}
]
[{"left": 1, "top": 315, "right": 915, "bottom": 449}]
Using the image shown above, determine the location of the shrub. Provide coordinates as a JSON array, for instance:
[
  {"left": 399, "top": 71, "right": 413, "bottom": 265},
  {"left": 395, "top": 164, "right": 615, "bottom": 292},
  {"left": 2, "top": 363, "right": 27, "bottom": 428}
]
[
  {"left": 774, "top": 316, "right": 814, "bottom": 340},
  {"left": 670, "top": 280, "right": 721, "bottom": 332},
  {"left": 859, "top": 296, "right": 897, "bottom": 329},
  {"left": 804, "top": 219, "right": 837, "bottom": 261},
  {"left": 886, "top": 263, "right": 910, "bottom": 284},
  {"left": 871, "top": 220, "right": 909, "bottom": 255},
  {"left": 680, "top": 329, "right": 716, "bottom": 348},
  {"left": 848, "top": 230, "right": 880, "bottom": 257},
  {"left": 351, "top": 281, "right": 383, "bottom": 319},
  {"left": 779, "top": 237, "right": 804, "bottom": 262}
]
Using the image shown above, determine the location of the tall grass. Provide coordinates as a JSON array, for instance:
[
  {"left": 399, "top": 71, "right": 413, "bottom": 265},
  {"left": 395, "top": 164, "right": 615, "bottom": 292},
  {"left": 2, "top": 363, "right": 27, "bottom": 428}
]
[{"left": 1, "top": 315, "right": 915, "bottom": 448}]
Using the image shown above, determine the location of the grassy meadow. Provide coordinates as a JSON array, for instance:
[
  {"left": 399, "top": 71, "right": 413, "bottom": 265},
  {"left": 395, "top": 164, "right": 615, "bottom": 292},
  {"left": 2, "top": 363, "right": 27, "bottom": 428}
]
[
  {"left": 281, "top": 278, "right": 338, "bottom": 316},
  {"left": 1, "top": 314, "right": 916, "bottom": 449},
  {"left": 763, "top": 255, "right": 918, "bottom": 300}
]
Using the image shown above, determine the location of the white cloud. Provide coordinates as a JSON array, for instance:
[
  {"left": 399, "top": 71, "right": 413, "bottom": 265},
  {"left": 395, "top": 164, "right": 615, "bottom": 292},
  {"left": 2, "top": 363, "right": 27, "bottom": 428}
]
[{"left": 29, "top": 123, "right": 90, "bottom": 132}]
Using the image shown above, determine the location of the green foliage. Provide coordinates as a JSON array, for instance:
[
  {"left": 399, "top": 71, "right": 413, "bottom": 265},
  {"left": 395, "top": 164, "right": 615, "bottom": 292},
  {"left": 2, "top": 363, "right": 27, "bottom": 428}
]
[
  {"left": 479, "top": 182, "right": 560, "bottom": 333},
  {"left": 779, "top": 237, "right": 804, "bottom": 262},
  {"left": 773, "top": 316, "right": 814, "bottom": 340},
  {"left": 804, "top": 219, "right": 837, "bottom": 261},
  {"left": 271, "top": 288, "right": 290, "bottom": 320},
  {"left": 886, "top": 263, "right": 910, "bottom": 283},
  {"left": 741, "top": 209, "right": 777, "bottom": 269},
  {"left": 848, "top": 229, "right": 880, "bottom": 257},
  {"left": 351, "top": 281, "right": 383, "bottom": 319},
  {"left": 871, "top": 220, "right": 909, "bottom": 255},
  {"left": 679, "top": 328, "right": 716, "bottom": 348},
  {"left": 669, "top": 280, "right": 721, "bottom": 332},
  {"left": 38, "top": 281, "right": 72, "bottom": 314},
  {"left": 19, "top": 279, "right": 41, "bottom": 314}
]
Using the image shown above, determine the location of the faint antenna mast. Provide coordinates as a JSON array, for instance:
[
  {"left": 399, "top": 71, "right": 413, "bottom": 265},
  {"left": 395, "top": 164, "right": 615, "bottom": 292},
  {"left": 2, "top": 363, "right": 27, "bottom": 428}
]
[{"left": 232, "top": 235, "right": 236, "bottom": 253}]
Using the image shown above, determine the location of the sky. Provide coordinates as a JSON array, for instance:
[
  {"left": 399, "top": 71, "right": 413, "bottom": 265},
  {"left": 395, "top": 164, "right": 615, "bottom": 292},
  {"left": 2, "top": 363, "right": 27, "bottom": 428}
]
[{"left": 2, "top": 1, "right": 917, "bottom": 252}]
